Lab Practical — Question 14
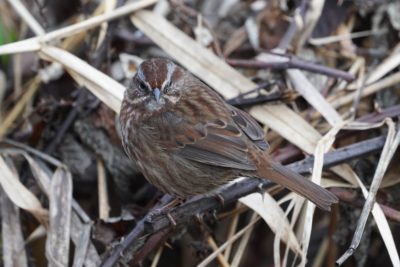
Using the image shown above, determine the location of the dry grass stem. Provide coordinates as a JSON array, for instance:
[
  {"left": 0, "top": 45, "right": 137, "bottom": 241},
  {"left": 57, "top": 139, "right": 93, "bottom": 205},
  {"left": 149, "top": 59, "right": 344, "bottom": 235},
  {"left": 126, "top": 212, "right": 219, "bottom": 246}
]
[
  {"left": 97, "top": 157, "right": 110, "bottom": 220},
  {"left": 329, "top": 71, "right": 400, "bottom": 109},
  {"left": 286, "top": 68, "right": 342, "bottom": 126},
  {"left": 6, "top": 0, "right": 45, "bottom": 35},
  {"left": 71, "top": 223, "right": 92, "bottom": 267},
  {"left": 197, "top": 217, "right": 260, "bottom": 267},
  {"left": 39, "top": 46, "right": 124, "bottom": 112},
  {"left": 46, "top": 169, "right": 73, "bottom": 266},
  {"left": 367, "top": 46, "right": 400, "bottom": 84},
  {"left": 300, "top": 121, "right": 347, "bottom": 266},
  {"left": 223, "top": 204, "right": 240, "bottom": 260},
  {"left": 337, "top": 119, "right": 400, "bottom": 266},
  {"left": 0, "top": 76, "right": 41, "bottom": 139},
  {"left": 311, "top": 237, "right": 329, "bottom": 267},
  {"left": 0, "top": 187, "right": 28, "bottom": 267},
  {"left": 294, "top": 0, "right": 324, "bottom": 50},
  {"left": 230, "top": 212, "right": 258, "bottom": 267},
  {"left": 96, "top": 0, "right": 117, "bottom": 49},
  {"left": 309, "top": 29, "right": 386, "bottom": 45},
  {"left": 0, "top": 0, "right": 158, "bottom": 55},
  {"left": 240, "top": 192, "right": 301, "bottom": 254},
  {"left": 150, "top": 246, "right": 164, "bottom": 267},
  {"left": 207, "top": 236, "right": 231, "bottom": 267},
  {"left": 0, "top": 155, "right": 49, "bottom": 226}
]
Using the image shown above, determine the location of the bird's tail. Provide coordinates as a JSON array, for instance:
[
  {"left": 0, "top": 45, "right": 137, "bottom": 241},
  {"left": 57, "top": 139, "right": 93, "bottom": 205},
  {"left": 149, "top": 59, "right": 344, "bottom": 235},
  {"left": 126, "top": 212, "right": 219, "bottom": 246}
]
[{"left": 259, "top": 162, "right": 338, "bottom": 211}]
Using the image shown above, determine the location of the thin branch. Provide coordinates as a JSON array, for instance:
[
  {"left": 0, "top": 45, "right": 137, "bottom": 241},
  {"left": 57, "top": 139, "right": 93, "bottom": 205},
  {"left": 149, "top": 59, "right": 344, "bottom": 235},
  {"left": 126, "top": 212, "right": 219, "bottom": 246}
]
[
  {"left": 227, "top": 56, "right": 355, "bottom": 81},
  {"left": 226, "top": 81, "right": 294, "bottom": 107},
  {"left": 289, "top": 135, "right": 386, "bottom": 174},
  {"left": 331, "top": 188, "right": 400, "bottom": 223},
  {"left": 100, "top": 134, "right": 387, "bottom": 266},
  {"left": 100, "top": 195, "right": 174, "bottom": 267}
]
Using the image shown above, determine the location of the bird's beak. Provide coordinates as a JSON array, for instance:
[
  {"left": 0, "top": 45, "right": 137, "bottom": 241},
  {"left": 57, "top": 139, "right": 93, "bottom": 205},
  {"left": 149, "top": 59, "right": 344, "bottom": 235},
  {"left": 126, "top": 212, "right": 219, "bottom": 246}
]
[{"left": 153, "top": 88, "right": 161, "bottom": 102}]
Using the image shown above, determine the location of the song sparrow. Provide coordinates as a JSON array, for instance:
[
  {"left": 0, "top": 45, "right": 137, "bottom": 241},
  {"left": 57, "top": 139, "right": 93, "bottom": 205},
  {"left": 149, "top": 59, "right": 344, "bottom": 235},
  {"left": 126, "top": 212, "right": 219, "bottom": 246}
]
[{"left": 120, "top": 58, "right": 338, "bottom": 211}]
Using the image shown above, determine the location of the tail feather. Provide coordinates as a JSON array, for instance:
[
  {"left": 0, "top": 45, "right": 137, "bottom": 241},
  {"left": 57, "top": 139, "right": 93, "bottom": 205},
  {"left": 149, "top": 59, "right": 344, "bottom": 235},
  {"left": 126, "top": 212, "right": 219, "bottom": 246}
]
[{"left": 260, "top": 162, "right": 338, "bottom": 211}]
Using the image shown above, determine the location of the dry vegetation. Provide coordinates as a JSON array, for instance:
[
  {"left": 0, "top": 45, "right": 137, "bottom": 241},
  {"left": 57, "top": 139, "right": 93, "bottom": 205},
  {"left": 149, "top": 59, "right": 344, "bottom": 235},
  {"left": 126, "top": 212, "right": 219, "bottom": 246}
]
[{"left": 0, "top": 0, "right": 400, "bottom": 266}]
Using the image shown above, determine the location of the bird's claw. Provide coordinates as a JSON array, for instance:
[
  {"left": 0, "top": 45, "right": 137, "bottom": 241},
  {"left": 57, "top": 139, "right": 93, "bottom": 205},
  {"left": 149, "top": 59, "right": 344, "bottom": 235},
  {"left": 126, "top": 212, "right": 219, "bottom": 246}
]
[{"left": 214, "top": 193, "right": 225, "bottom": 206}]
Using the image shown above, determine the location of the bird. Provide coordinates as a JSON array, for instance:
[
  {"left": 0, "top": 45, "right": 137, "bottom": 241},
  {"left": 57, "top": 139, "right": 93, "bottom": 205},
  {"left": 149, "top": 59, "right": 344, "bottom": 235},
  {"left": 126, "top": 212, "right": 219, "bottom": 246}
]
[{"left": 119, "top": 58, "right": 338, "bottom": 211}]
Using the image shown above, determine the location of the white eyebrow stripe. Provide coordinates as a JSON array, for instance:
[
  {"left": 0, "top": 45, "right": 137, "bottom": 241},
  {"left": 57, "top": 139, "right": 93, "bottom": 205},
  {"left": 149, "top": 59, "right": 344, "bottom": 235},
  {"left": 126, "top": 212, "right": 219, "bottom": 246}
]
[
  {"left": 137, "top": 68, "right": 146, "bottom": 81},
  {"left": 162, "top": 62, "right": 176, "bottom": 90},
  {"left": 135, "top": 69, "right": 151, "bottom": 89}
]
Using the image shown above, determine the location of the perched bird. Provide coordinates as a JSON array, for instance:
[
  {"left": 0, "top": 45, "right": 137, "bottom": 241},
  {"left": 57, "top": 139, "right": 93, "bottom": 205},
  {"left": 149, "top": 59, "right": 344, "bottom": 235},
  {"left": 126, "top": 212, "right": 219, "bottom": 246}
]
[{"left": 120, "top": 58, "right": 338, "bottom": 211}]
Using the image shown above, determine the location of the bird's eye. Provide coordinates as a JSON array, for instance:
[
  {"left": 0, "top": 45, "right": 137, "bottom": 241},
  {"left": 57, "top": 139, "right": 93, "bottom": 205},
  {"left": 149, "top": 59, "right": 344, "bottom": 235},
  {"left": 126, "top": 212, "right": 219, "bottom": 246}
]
[
  {"left": 138, "top": 80, "right": 148, "bottom": 93},
  {"left": 164, "top": 80, "right": 172, "bottom": 94}
]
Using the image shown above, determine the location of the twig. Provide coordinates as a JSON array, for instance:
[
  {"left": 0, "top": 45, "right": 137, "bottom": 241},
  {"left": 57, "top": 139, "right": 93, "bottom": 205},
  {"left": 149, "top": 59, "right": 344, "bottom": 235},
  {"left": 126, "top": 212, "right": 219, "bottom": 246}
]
[
  {"left": 132, "top": 227, "right": 172, "bottom": 266},
  {"left": 227, "top": 56, "right": 355, "bottom": 81},
  {"left": 331, "top": 188, "right": 400, "bottom": 223},
  {"left": 100, "top": 195, "right": 174, "bottom": 267},
  {"left": 43, "top": 89, "right": 91, "bottom": 154},
  {"left": 226, "top": 81, "right": 291, "bottom": 107},
  {"left": 271, "top": 105, "right": 398, "bottom": 165},
  {"left": 288, "top": 135, "right": 386, "bottom": 174},
  {"left": 115, "top": 27, "right": 155, "bottom": 46},
  {"left": 357, "top": 104, "right": 400, "bottom": 123}
]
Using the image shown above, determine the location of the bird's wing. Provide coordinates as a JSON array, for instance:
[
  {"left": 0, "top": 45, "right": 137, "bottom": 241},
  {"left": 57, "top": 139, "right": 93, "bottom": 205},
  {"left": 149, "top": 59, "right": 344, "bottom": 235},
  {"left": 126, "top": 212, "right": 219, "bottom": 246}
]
[
  {"left": 177, "top": 118, "right": 257, "bottom": 170},
  {"left": 156, "top": 92, "right": 267, "bottom": 170},
  {"left": 229, "top": 105, "right": 269, "bottom": 151}
]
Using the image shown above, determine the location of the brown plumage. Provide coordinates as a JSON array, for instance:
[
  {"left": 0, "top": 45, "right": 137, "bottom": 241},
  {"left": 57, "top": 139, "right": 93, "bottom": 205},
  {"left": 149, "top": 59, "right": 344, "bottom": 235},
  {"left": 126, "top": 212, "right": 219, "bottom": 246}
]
[{"left": 120, "top": 58, "right": 338, "bottom": 211}]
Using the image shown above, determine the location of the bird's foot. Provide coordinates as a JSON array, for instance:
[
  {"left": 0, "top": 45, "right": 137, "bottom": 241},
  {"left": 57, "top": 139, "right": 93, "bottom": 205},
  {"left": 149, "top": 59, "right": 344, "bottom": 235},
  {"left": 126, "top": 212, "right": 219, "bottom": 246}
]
[
  {"left": 214, "top": 193, "right": 225, "bottom": 206},
  {"left": 146, "top": 197, "right": 184, "bottom": 227}
]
